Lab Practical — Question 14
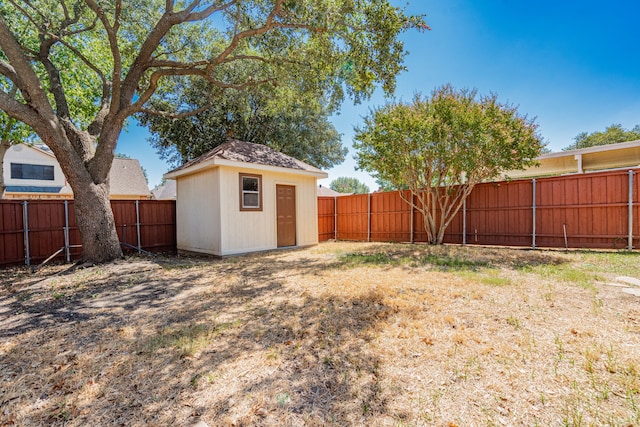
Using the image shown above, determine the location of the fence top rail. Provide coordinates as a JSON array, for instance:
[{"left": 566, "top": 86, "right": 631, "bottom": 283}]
[{"left": 319, "top": 168, "right": 639, "bottom": 200}]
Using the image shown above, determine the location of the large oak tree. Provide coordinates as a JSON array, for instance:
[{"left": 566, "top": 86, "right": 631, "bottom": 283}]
[{"left": 0, "top": 0, "right": 426, "bottom": 263}]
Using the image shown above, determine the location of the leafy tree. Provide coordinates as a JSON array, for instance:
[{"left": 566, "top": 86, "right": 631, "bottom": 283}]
[
  {"left": 0, "top": 0, "right": 426, "bottom": 263},
  {"left": 330, "top": 176, "right": 370, "bottom": 194},
  {"left": 564, "top": 124, "right": 640, "bottom": 150},
  {"left": 374, "top": 177, "right": 408, "bottom": 192},
  {"left": 0, "top": 111, "right": 32, "bottom": 196},
  {"left": 1, "top": 80, "right": 38, "bottom": 196},
  {"left": 354, "top": 84, "right": 543, "bottom": 244},
  {"left": 138, "top": 76, "right": 347, "bottom": 169}
]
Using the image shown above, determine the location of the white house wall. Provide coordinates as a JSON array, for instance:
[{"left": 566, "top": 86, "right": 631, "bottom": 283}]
[
  {"left": 4, "top": 144, "right": 66, "bottom": 188},
  {"left": 176, "top": 168, "right": 221, "bottom": 255},
  {"left": 218, "top": 165, "right": 319, "bottom": 256}
]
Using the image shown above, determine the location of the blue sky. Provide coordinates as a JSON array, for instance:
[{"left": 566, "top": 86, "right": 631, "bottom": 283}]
[{"left": 118, "top": 0, "right": 640, "bottom": 190}]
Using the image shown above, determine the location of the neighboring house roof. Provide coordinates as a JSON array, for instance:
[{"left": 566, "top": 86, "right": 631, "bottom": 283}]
[
  {"left": 3, "top": 143, "right": 151, "bottom": 199},
  {"left": 152, "top": 179, "right": 177, "bottom": 200},
  {"left": 30, "top": 144, "right": 57, "bottom": 158},
  {"left": 504, "top": 139, "right": 640, "bottom": 179},
  {"left": 110, "top": 158, "right": 152, "bottom": 198},
  {"left": 165, "top": 139, "right": 328, "bottom": 179},
  {"left": 318, "top": 185, "right": 348, "bottom": 197}
]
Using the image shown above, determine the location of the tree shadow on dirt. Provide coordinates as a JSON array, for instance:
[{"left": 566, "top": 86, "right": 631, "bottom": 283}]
[
  {"left": 0, "top": 258, "right": 218, "bottom": 338},
  {"left": 0, "top": 252, "right": 400, "bottom": 426},
  {"left": 0, "top": 242, "right": 576, "bottom": 339}
]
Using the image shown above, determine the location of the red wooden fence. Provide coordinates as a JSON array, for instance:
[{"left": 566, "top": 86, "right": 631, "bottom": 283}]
[
  {"left": 319, "top": 169, "right": 639, "bottom": 250},
  {"left": 0, "top": 200, "right": 176, "bottom": 267}
]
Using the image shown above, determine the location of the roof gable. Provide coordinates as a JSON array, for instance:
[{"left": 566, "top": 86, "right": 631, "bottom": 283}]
[
  {"left": 109, "top": 158, "right": 151, "bottom": 196},
  {"left": 151, "top": 179, "right": 176, "bottom": 200},
  {"left": 317, "top": 186, "right": 345, "bottom": 197},
  {"left": 165, "top": 139, "right": 326, "bottom": 178},
  {"left": 7, "top": 143, "right": 56, "bottom": 160}
]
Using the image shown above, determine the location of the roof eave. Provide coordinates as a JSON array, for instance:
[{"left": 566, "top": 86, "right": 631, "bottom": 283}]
[
  {"left": 164, "top": 157, "right": 328, "bottom": 179},
  {"left": 538, "top": 139, "right": 640, "bottom": 160}
]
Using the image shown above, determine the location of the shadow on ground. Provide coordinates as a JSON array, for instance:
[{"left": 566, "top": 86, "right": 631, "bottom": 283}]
[{"left": 0, "top": 250, "right": 397, "bottom": 426}]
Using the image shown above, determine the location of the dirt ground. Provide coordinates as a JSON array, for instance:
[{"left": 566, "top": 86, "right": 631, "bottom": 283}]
[{"left": 1, "top": 242, "right": 639, "bottom": 426}]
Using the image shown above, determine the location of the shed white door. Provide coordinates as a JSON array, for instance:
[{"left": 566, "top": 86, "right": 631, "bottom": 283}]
[{"left": 276, "top": 185, "right": 296, "bottom": 247}]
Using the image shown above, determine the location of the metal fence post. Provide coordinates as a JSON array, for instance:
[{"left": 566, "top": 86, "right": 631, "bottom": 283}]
[
  {"left": 462, "top": 198, "right": 467, "bottom": 245},
  {"left": 367, "top": 193, "right": 371, "bottom": 242},
  {"left": 23, "top": 201, "right": 30, "bottom": 266},
  {"left": 532, "top": 179, "right": 537, "bottom": 249},
  {"left": 64, "top": 200, "right": 70, "bottom": 262},
  {"left": 135, "top": 200, "right": 142, "bottom": 253},
  {"left": 629, "top": 170, "right": 634, "bottom": 250},
  {"left": 410, "top": 192, "right": 414, "bottom": 244},
  {"left": 334, "top": 196, "right": 337, "bottom": 240}
]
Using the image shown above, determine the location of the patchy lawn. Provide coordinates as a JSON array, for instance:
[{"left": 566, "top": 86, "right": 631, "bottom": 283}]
[{"left": 1, "top": 242, "right": 639, "bottom": 426}]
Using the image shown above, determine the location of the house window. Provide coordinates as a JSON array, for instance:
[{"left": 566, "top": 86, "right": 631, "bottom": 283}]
[
  {"left": 10, "top": 163, "right": 55, "bottom": 181},
  {"left": 239, "top": 173, "right": 262, "bottom": 211}
]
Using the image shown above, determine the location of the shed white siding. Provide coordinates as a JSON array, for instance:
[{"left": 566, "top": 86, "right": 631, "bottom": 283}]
[
  {"left": 175, "top": 165, "right": 319, "bottom": 256},
  {"left": 167, "top": 140, "right": 325, "bottom": 257},
  {"left": 217, "top": 166, "right": 318, "bottom": 256},
  {"left": 176, "top": 168, "right": 221, "bottom": 255}
]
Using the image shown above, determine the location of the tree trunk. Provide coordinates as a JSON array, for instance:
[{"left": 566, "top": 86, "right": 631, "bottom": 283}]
[
  {"left": 44, "top": 120, "right": 125, "bottom": 264},
  {"left": 72, "top": 178, "right": 123, "bottom": 263}
]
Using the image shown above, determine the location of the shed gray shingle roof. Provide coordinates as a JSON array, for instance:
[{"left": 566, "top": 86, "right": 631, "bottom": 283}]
[{"left": 167, "top": 139, "right": 324, "bottom": 176}]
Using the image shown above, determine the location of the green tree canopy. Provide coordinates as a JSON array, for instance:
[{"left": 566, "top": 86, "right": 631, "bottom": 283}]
[
  {"left": 564, "top": 124, "right": 640, "bottom": 150},
  {"left": 354, "top": 84, "right": 543, "bottom": 244},
  {"left": 330, "top": 176, "right": 370, "bottom": 194},
  {"left": 0, "top": 83, "right": 40, "bottom": 195},
  {"left": 137, "top": 76, "right": 347, "bottom": 169},
  {"left": 0, "top": 0, "right": 426, "bottom": 262}
]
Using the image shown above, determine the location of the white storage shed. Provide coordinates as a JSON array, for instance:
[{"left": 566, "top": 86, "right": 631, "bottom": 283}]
[{"left": 164, "top": 140, "right": 328, "bottom": 256}]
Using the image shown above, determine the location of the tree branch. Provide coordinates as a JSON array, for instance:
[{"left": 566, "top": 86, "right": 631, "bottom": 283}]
[
  {"left": 61, "top": 14, "right": 99, "bottom": 37},
  {"left": 38, "top": 37, "right": 71, "bottom": 118},
  {"left": 60, "top": 0, "right": 71, "bottom": 21},
  {"left": 0, "top": 16, "right": 54, "bottom": 116},
  {"left": 7, "top": 0, "right": 47, "bottom": 30},
  {"left": 184, "top": 0, "right": 237, "bottom": 22},
  {"left": 84, "top": 0, "right": 123, "bottom": 108},
  {"left": 148, "top": 59, "right": 211, "bottom": 69},
  {"left": 0, "top": 89, "right": 48, "bottom": 136},
  {"left": 139, "top": 103, "right": 214, "bottom": 119},
  {"left": 125, "top": 66, "right": 274, "bottom": 117},
  {"left": 205, "top": 0, "right": 284, "bottom": 74},
  {"left": 0, "top": 60, "right": 19, "bottom": 82}
]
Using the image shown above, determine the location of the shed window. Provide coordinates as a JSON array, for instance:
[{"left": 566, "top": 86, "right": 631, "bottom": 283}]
[
  {"left": 10, "top": 163, "right": 55, "bottom": 180},
  {"left": 239, "top": 173, "right": 262, "bottom": 211}
]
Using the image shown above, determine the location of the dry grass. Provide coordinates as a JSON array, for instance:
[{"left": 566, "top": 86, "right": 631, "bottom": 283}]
[{"left": 1, "top": 242, "right": 639, "bottom": 426}]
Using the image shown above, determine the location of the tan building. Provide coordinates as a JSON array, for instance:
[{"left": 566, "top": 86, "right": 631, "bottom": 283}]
[
  {"left": 2, "top": 143, "right": 152, "bottom": 200},
  {"left": 504, "top": 139, "right": 640, "bottom": 179},
  {"left": 164, "top": 139, "right": 328, "bottom": 256}
]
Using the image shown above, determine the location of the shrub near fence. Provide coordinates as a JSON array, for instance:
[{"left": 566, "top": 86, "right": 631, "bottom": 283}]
[
  {"left": 0, "top": 199, "right": 176, "bottom": 267},
  {"left": 319, "top": 168, "right": 639, "bottom": 250}
]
